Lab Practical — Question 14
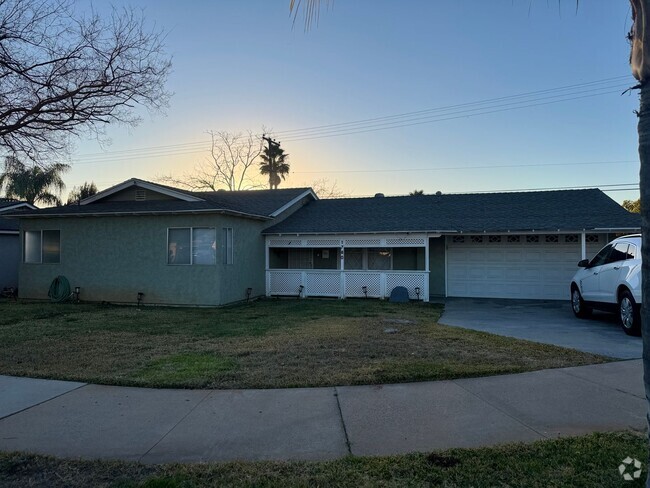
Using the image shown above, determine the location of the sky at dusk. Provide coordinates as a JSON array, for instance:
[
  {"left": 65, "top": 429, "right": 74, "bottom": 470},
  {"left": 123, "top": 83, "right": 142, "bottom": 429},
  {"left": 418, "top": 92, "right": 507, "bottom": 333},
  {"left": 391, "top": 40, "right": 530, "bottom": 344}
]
[{"left": 68, "top": 1, "right": 640, "bottom": 203}]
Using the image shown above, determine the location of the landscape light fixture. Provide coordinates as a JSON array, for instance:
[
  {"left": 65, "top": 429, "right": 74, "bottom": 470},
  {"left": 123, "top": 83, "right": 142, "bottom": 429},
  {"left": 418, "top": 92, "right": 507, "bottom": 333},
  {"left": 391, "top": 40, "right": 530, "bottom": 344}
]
[
  {"left": 362, "top": 285, "right": 368, "bottom": 298},
  {"left": 73, "top": 286, "right": 80, "bottom": 302},
  {"left": 298, "top": 285, "right": 304, "bottom": 298},
  {"left": 137, "top": 292, "right": 144, "bottom": 307},
  {"left": 415, "top": 287, "right": 421, "bottom": 300},
  {"left": 246, "top": 287, "right": 253, "bottom": 302}
]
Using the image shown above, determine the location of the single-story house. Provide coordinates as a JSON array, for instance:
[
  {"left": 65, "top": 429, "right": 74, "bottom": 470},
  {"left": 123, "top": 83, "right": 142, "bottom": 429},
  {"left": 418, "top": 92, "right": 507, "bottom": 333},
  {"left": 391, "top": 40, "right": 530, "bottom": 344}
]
[
  {"left": 0, "top": 199, "right": 37, "bottom": 290},
  {"left": 14, "top": 178, "right": 640, "bottom": 305}
]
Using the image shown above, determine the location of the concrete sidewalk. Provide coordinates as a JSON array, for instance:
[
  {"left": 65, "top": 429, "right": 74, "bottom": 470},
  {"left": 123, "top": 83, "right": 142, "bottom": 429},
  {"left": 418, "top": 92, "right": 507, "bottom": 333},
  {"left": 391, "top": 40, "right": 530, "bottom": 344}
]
[{"left": 0, "top": 360, "right": 646, "bottom": 463}]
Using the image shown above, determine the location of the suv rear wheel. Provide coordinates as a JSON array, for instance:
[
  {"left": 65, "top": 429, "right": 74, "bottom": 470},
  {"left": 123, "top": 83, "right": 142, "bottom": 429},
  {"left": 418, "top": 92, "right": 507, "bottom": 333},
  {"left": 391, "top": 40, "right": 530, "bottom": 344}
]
[
  {"left": 619, "top": 290, "right": 641, "bottom": 336},
  {"left": 571, "top": 287, "right": 591, "bottom": 318}
]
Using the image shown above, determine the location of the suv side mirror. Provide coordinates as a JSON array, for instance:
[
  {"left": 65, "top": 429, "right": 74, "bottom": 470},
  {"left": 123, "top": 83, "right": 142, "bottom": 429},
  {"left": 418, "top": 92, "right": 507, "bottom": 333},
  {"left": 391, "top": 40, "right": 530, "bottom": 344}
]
[{"left": 578, "top": 259, "right": 589, "bottom": 268}]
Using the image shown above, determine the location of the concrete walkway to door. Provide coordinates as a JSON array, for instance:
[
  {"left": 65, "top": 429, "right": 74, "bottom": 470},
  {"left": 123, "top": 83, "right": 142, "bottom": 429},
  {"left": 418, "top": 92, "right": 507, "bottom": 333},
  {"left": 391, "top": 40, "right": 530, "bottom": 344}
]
[{"left": 439, "top": 298, "right": 642, "bottom": 359}]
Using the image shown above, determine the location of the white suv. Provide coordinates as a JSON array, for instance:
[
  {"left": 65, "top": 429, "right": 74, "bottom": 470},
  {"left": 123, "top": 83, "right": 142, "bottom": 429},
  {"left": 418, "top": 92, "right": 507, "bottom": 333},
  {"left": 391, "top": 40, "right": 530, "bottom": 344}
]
[{"left": 570, "top": 235, "right": 642, "bottom": 336}]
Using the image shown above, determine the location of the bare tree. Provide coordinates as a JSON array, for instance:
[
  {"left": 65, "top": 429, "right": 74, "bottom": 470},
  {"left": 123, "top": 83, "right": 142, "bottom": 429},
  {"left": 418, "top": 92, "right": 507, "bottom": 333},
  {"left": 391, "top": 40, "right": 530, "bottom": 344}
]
[
  {"left": 160, "top": 131, "right": 265, "bottom": 191},
  {"left": 309, "top": 178, "right": 348, "bottom": 198},
  {"left": 0, "top": 0, "right": 172, "bottom": 164}
]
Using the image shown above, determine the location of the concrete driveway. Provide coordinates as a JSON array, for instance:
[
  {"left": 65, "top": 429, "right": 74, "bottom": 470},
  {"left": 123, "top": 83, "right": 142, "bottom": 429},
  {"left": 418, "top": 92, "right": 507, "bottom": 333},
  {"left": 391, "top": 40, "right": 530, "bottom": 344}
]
[{"left": 439, "top": 298, "right": 642, "bottom": 359}]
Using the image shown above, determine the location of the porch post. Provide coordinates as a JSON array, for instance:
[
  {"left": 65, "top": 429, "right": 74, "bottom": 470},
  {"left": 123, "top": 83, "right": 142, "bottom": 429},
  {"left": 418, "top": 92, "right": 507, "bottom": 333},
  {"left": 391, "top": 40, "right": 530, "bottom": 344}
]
[
  {"left": 580, "top": 231, "right": 586, "bottom": 260},
  {"left": 423, "top": 235, "right": 430, "bottom": 302},
  {"left": 265, "top": 238, "right": 271, "bottom": 297},
  {"left": 339, "top": 240, "right": 345, "bottom": 299}
]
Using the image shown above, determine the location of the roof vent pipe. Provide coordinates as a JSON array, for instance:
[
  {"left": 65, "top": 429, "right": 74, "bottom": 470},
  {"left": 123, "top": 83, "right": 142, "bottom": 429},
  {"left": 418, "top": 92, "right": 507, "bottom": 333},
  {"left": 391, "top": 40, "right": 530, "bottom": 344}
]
[
  {"left": 374, "top": 193, "right": 385, "bottom": 198},
  {"left": 436, "top": 191, "right": 442, "bottom": 196}
]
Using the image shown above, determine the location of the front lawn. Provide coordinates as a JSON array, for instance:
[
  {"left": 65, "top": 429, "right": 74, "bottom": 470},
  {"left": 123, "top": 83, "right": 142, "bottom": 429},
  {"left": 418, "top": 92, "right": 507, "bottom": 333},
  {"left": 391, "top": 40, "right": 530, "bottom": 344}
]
[
  {"left": 0, "top": 431, "right": 646, "bottom": 487},
  {"left": 0, "top": 298, "right": 607, "bottom": 388}
]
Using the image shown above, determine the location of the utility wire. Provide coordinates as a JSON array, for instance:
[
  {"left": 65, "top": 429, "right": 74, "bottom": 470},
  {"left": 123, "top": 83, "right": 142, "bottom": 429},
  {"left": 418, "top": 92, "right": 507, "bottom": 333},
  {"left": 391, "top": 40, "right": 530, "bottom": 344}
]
[{"left": 68, "top": 76, "right": 633, "bottom": 165}]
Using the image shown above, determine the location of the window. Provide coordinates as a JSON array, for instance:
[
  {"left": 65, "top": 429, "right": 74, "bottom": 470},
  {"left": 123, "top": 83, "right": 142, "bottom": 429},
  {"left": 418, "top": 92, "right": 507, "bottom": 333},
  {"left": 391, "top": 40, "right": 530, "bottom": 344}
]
[
  {"left": 222, "top": 228, "right": 233, "bottom": 265},
  {"left": 507, "top": 235, "right": 520, "bottom": 243},
  {"left": 452, "top": 236, "right": 465, "bottom": 243},
  {"left": 565, "top": 234, "right": 579, "bottom": 243},
  {"left": 345, "top": 249, "right": 363, "bottom": 270},
  {"left": 586, "top": 234, "right": 600, "bottom": 243},
  {"left": 24, "top": 230, "right": 60, "bottom": 264},
  {"left": 471, "top": 236, "right": 483, "bottom": 243},
  {"left": 588, "top": 244, "right": 612, "bottom": 268},
  {"left": 488, "top": 236, "right": 501, "bottom": 243},
  {"left": 168, "top": 227, "right": 215, "bottom": 265},
  {"left": 368, "top": 248, "right": 391, "bottom": 270},
  {"left": 526, "top": 235, "right": 539, "bottom": 243},
  {"left": 607, "top": 243, "right": 629, "bottom": 264},
  {"left": 545, "top": 235, "right": 559, "bottom": 243},
  {"left": 627, "top": 244, "right": 638, "bottom": 260}
]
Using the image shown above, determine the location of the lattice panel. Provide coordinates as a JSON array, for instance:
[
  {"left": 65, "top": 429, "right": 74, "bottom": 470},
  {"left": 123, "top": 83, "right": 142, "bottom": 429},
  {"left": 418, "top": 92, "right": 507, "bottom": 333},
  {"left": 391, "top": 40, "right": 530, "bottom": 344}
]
[
  {"left": 269, "top": 271, "right": 302, "bottom": 295},
  {"left": 385, "top": 273, "right": 426, "bottom": 299},
  {"left": 385, "top": 237, "right": 426, "bottom": 246},
  {"left": 345, "top": 238, "right": 381, "bottom": 247},
  {"left": 269, "top": 239, "right": 302, "bottom": 247},
  {"left": 345, "top": 272, "right": 381, "bottom": 298},
  {"left": 305, "top": 272, "right": 341, "bottom": 297},
  {"left": 565, "top": 234, "right": 579, "bottom": 243},
  {"left": 306, "top": 239, "right": 340, "bottom": 247}
]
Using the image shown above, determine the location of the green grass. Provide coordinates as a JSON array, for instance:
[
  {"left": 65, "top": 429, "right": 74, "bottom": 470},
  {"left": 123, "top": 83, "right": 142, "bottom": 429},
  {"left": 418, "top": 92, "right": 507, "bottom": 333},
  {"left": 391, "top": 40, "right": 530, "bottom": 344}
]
[
  {"left": 0, "top": 298, "right": 608, "bottom": 389},
  {"left": 0, "top": 432, "right": 646, "bottom": 487}
]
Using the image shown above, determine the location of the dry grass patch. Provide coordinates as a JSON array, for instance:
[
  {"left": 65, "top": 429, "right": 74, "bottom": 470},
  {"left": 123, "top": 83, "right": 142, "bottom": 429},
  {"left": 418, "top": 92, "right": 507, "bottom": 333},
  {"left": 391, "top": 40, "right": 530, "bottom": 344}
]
[{"left": 0, "top": 298, "right": 608, "bottom": 389}]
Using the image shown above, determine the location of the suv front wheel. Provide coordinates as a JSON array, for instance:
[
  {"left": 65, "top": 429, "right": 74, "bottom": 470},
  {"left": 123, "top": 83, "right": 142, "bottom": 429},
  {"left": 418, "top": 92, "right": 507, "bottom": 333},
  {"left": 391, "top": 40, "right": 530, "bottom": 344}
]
[
  {"left": 619, "top": 290, "right": 641, "bottom": 336},
  {"left": 571, "top": 286, "right": 591, "bottom": 318}
]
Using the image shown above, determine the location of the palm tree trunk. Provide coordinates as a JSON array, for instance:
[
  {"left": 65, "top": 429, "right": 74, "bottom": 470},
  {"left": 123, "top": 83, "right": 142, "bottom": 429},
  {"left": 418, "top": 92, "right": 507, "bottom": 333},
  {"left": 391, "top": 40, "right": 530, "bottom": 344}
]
[{"left": 639, "top": 83, "right": 650, "bottom": 488}]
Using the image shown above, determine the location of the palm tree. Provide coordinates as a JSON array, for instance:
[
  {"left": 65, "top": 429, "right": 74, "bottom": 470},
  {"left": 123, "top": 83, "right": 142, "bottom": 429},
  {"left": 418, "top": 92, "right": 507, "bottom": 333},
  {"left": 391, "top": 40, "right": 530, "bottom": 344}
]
[
  {"left": 66, "top": 182, "right": 98, "bottom": 205},
  {"left": 0, "top": 156, "right": 69, "bottom": 206},
  {"left": 259, "top": 143, "right": 290, "bottom": 190},
  {"left": 409, "top": 189, "right": 424, "bottom": 196}
]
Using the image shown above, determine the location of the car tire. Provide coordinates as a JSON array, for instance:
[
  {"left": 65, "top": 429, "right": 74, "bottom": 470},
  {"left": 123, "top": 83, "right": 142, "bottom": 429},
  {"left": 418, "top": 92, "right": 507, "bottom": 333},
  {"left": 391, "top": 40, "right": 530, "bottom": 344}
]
[
  {"left": 619, "top": 290, "right": 641, "bottom": 336},
  {"left": 571, "top": 286, "right": 591, "bottom": 318}
]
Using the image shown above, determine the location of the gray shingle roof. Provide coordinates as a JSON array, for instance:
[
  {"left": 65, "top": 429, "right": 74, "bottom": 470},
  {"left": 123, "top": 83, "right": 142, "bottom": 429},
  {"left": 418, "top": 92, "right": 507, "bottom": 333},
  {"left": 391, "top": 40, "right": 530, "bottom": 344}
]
[
  {"left": 13, "top": 187, "right": 313, "bottom": 219},
  {"left": 263, "top": 189, "right": 640, "bottom": 234}
]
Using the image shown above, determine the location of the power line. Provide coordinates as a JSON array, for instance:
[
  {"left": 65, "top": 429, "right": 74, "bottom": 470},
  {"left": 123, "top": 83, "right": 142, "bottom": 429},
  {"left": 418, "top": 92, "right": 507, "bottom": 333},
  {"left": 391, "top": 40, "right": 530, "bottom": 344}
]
[
  {"left": 273, "top": 75, "right": 631, "bottom": 137},
  {"left": 67, "top": 75, "right": 634, "bottom": 165}
]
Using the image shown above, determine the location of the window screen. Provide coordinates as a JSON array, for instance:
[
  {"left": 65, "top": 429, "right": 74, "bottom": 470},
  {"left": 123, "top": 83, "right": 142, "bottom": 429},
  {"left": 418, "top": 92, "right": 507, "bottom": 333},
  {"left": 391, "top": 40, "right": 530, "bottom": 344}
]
[
  {"left": 193, "top": 228, "right": 216, "bottom": 265},
  {"left": 368, "top": 248, "right": 391, "bottom": 270},
  {"left": 345, "top": 248, "right": 363, "bottom": 270},
  {"left": 168, "top": 228, "right": 191, "bottom": 264},
  {"left": 42, "top": 230, "right": 60, "bottom": 263},
  {"left": 24, "top": 231, "right": 42, "bottom": 263}
]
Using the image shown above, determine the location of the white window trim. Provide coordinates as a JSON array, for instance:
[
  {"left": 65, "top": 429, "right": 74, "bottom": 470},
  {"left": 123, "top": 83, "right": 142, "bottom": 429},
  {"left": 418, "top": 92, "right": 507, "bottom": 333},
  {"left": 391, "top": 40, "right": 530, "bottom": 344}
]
[
  {"left": 167, "top": 227, "right": 217, "bottom": 266},
  {"left": 23, "top": 229, "right": 60, "bottom": 264},
  {"left": 223, "top": 227, "right": 234, "bottom": 265}
]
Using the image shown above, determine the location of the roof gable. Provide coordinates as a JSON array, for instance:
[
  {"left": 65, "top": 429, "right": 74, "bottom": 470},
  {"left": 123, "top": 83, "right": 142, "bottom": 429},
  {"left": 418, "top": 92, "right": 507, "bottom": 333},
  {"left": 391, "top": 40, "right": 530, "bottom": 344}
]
[{"left": 81, "top": 179, "right": 204, "bottom": 204}]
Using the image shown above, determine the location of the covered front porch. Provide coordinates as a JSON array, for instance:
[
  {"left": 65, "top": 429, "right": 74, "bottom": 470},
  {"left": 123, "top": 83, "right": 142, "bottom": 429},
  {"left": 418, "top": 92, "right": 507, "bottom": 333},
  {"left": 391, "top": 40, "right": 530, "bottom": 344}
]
[{"left": 265, "top": 233, "right": 433, "bottom": 301}]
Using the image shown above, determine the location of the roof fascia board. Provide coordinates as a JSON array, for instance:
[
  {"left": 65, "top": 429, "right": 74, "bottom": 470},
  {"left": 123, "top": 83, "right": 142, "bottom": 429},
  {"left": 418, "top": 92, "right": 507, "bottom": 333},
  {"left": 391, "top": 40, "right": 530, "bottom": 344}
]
[
  {"left": 269, "top": 189, "right": 319, "bottom": 218},
  {"left": 80, "top": 179, "right": 203, "bottom": 205},
  {"left": 0, "top": 202, "right": 37, "bottom": 213},
  {"left": 0, "top": 230, "right": 18, "bottom": 235},
  {"left": 263, "top": 227, "right": 640, "bottom": 236},
  {"left": 14, "top": 208, "right": 270, "bottom": 221}
]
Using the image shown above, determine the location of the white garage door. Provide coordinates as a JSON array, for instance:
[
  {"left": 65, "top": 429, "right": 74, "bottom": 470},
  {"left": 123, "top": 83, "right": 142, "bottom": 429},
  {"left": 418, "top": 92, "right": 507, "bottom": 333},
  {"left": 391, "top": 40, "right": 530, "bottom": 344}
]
[{"left": 446, "top": 233, "right": 606, "bottom": 300}]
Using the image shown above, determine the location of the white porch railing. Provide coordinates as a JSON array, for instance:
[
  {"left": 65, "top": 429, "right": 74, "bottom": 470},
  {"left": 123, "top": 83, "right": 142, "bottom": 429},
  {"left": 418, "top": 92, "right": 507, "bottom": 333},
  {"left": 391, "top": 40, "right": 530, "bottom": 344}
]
[{"left": 266, "top": 270, "right": 429, "bottom": 301}]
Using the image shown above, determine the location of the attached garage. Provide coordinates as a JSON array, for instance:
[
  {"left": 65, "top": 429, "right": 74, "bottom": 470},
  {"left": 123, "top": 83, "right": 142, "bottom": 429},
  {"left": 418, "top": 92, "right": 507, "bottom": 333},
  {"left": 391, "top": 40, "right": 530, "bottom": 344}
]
[{"left": 445, "top": 233, "right": 607, "bottom": 300}]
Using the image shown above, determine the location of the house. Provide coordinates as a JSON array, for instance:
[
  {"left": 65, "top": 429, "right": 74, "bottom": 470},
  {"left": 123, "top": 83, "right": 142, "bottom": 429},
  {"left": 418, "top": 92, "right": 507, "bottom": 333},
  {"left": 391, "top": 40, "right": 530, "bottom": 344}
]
[
  {"left": 14, "top": 179, "right": 640, "bottom": 305},
  {"left": 0, "top": 199, "right": 37, "bottom": 291},
  {"left": 15, "top": 179, "right": 315, "bottom": 306},
  {"left": 262, "top": 189, "right": 641, "bottom": 301}
]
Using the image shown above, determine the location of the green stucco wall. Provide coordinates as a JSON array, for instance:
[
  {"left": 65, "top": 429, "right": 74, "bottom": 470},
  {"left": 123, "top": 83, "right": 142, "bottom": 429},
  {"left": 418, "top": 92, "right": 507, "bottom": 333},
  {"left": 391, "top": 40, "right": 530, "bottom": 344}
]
[
  {"left": 429, "top": 237, "right": 446, "bottom": 296},
  {"left": 19, "top": 213, "right": 267, "bottom": 306}
]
